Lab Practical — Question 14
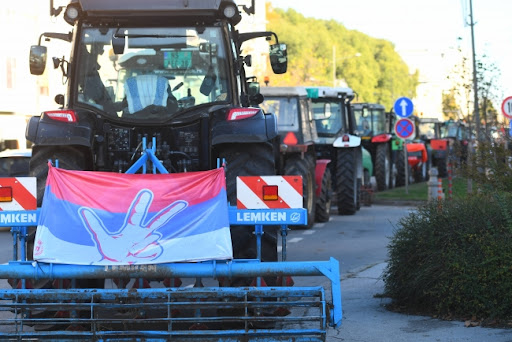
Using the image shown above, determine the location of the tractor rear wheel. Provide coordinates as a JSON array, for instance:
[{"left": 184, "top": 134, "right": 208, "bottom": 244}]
[
  {"left": 315, "top": 167, "right": 331, "bottom": 222},
  {"left": 22, "top": 147, "right": 93, "bottom": 289},
  {"left": 219, "top": 143, "right": 278, "bottom": 285},
  {"left": 284, "top": 157, "right": 316, "bottom": 229},
  {"left": 336, "top": 148, "right": 357, "bottom": 215},
  {"left": 30, "top": 146, "right": 86, "bottom": 207},
  {"left": 438, "top": 157, "right": 448, "bottom": 177}
]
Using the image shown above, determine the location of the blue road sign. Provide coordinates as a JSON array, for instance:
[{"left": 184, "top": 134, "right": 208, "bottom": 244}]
[
  {"left": 393, "top": 97, "right": 414, "bottom": 118},
  {"left": 394, "top": 118, "right": 415, "bottom": 140}
]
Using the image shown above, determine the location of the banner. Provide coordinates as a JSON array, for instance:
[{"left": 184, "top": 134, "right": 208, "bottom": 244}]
[{"left": 34, "top": 165, "right": 232, "bottom": 265}]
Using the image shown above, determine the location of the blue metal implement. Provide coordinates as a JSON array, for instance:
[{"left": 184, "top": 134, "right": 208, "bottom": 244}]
[{"left": 0, "top": 138, "right": 342, "bottom": 341}]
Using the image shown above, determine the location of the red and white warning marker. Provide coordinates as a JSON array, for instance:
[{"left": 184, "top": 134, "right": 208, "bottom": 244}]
[
  {"left": 236, "top": 176, "right": 303, "bottom": 209},
  {"left": 0, "top": 177, "right": 37, "bottom": 211}
]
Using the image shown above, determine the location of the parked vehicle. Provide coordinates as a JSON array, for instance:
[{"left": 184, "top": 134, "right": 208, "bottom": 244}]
[
  {"left": 440, "top": 119, "right": 470, "bottom": 174},
  {"left": 1, "top": 0, "right": 344, "bottom": 339},
  {"left": 0, "top": 149, "right": 31, "bottom": 177},
  {"left": 307, "top": 86, "right": 363, "bottom": 215},
  {"left": 260, "top": 86, "right": 331, "bottom": 226},
  {"left": 352, "top": 103, "right": 397, "bottom": 191},
  {"left": 26, "top": 0, "right": 290, "bottom": 279}
]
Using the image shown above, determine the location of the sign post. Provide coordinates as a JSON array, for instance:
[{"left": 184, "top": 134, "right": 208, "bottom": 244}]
[{"left": 393, "top": 97, "right": 414, "bottom": 194}]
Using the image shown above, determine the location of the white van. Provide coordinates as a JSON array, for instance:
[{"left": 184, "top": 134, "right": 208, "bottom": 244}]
[{"left": 0, "top": 115, "right": 29, "bottom": 150}]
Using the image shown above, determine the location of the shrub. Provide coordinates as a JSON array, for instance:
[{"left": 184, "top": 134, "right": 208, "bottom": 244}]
[{"left": 383, "top": 192, "right": 512, "bottom": 321}]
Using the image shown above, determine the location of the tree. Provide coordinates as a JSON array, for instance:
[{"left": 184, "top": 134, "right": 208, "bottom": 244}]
[{"left": 263, "top": 5, "right": 418, "bottom": 109}]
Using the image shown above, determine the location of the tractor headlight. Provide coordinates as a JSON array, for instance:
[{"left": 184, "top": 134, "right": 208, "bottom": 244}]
[
  {"left": 64, "top": 4, "right": 82, "bottom": 25},
  {"left": 223, "top": 4, "right": 237, "bottom": 18}
]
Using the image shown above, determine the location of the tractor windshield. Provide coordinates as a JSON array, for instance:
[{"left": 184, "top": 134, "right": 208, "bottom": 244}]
[
  {"left": 260, "top": 97, "right": 300, "bottom": 132},
  {"left": 417, "top": 122, "right": 438, "bottom": 139},
  {"left": 353, "top": 107, "right": 386, "bottom": 136},
  {"left": 76, "top": 26, "right": 231, "bottom": 120},
  {"left": 311, "top": 101, "right": 344, "bottom": 136},
  {"left": 441, "top": 122, "right": 461, "bottom": 139}
]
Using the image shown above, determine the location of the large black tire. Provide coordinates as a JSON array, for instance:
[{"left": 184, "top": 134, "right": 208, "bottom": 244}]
[
  {"left": 395, "top": 148, "right": 407, "bottom": 187},
  {"left": 438, "top": 156, "right": 448, "bottom": 178},
  {"left": 336, "top": 148, "right": 358, "bottom": 215},
  {"left": 414, "top": 158, "right": 429, "bottom": 183},
  {"left": 315, "top": 167, "right": 331, "bottom": 223},
  {"left": 24, "top": 147, "right": 94, "bottom": 289},
  {"left": 395, "top": 148, "right": 415, "bottom": 187},
  {"left": 30, "top": 147, "right": 87, "bottom": 207},
  {"left": 284, "top": 157, "right": 316, "bottom": 229},
  {"left": 375, "top": 144, "right": 391, "bottom": 191},
  {"left": 218, "top": 143, "right": 278, "bottom": 285}
]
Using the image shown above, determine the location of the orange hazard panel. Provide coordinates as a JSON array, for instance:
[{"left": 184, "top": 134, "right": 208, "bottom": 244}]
[
  {"left": 430, "top": 139, "right": 448, "bottom": 151},
  {"left": 406, "top": 143, "right": 428, "bottom": 163}
]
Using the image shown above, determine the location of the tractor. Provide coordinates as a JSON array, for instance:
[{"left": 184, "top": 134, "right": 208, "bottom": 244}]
[
  {"left": 26, "top": 0, "right": 288, "bottom": 281},
  {"left": 260, "top": 86, "right": 332, "bottom": 226},
  {"left": 0, "top": 0, "right": 344, "bottom": 340},
  {"left": 352, "top": 103, "right": 397, "bottom": 191},
  {"left": 306, "top": 86, "right": 364, "bottom": 215}
]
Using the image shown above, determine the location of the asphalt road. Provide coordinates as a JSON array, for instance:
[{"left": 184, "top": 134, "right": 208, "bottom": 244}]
[{"left": 281, "top": 203, "right": 416, "bottom": 277}]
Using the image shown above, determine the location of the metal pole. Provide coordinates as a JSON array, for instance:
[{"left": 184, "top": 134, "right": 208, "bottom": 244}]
[
  {"left": 332, "top": 45, "right": 336, "bottom": 87},
  {"left": 466, "top": 0, "right": 479, "bottom": 194},
  {"left": 403, "top": 142, "right": 408, "bottom": 194},
  {"left": 469, "top": 0, "right": 480, "bottom": 139}
]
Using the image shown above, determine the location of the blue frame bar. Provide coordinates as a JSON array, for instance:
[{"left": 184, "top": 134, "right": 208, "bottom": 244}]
[{"left": 0, "top": 137, "right": 343, "bottom": 336}]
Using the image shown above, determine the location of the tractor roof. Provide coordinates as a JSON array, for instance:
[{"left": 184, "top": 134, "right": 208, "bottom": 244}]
[
  {"left": 67, "top": 0, "right": 241, "bottom": 24},
  {"left": 305, "top": 86, "right": 354, "bottom": 99},
  {"left": 351, "top": 103, "right": 385, "bottom": 110},
  {"left": 260, "top": 86, "right": 308, "bottom": 97}
]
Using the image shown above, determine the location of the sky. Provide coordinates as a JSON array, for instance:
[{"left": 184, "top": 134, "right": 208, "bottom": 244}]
[{"left": 268, "top": 0, "right": 512, "bottom": 109}]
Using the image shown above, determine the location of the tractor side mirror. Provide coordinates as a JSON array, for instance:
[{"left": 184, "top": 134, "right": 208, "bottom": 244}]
[
  {"left": 29, "top": 45, "right": 47, "bottom": 75},
  {"left": 247, "top": 81, "right": 263, "bottom": 106},
  {"left": 112, "top": 34, "right": 125, "bottom": 55},
  {"left": 269, "top": 43, "right": 287, "bottom": 74}
]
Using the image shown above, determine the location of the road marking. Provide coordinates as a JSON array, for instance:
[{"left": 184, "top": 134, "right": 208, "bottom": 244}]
[
  {"left": 302, "top": 230, "right": 316, "bottom": 235},
  {"left": 278, "top": 237, "right": 304, "bottom": 253}
]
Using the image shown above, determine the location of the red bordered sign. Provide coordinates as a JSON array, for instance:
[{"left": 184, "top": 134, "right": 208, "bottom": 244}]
[{"left": 501, "top": 96, "right": 512, "bottom": 119}]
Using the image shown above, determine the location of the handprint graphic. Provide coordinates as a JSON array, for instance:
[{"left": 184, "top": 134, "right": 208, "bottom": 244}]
[{"left": 79, "top": 189, "right": 188, "bottom": 264}]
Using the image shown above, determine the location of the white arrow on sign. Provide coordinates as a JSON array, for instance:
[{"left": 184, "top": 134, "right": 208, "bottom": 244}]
[{"left": 400, "top": 99, "right": 408, "bottom": 118}]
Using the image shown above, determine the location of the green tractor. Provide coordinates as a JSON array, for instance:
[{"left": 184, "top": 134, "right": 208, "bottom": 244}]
[
  {"left": 352, "top": 103, "right": 397, "bottom": 191},
  {"left": 306, "top": 86, "right": 364, "bottom": 215}
]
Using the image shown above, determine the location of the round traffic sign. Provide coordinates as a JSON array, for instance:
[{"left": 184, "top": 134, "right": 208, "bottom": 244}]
[
  {"left": 501, "top": 96, "right": 512, "bottom": 119},
  {"left": 393, "top": 97, "right": 414, "bottom": 118},
  {"left": 394, "top": 118, "right": 415, "bottom": 140}
]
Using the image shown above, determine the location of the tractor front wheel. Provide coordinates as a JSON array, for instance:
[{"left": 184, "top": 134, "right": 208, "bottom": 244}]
[
  {"left": 315, "top": 167, "right": 331, "bottom": 222},
  {"left": 336, "top": 148, "right": 358, "bottom": 215}
]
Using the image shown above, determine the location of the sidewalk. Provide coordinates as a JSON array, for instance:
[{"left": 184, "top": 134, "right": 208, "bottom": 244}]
[{"left": 328, "top": 263, "right": 511, "bottom": 341}]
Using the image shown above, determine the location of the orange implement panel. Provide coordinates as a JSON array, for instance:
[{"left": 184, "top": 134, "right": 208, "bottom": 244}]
[
  {"left": 430, "top": 139, "right": 448, "bottom": 151},
  {"left": 406, "top": 143, "right": 428, "bottom": 163}
]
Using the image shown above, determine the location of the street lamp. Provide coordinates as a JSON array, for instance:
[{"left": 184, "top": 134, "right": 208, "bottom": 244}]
[{"left": 332, "top": 46, "right": 361, "bottom": 87}]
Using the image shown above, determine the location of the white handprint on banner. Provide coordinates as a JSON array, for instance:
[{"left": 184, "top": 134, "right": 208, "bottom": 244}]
[{"left": 79, "top": 189, "right": 188, "bottom": 264}]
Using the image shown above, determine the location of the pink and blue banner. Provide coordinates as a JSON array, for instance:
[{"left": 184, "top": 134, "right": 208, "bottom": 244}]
[{"left": 34, "top": 165, "right": 232, "bottom": 265}]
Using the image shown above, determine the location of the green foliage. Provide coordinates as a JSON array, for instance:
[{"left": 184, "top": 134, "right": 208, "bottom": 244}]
[
  {"left": 460, "top": 142, "right": 512, "bottom": 193},
  {"left": 442, "top": 89, "right": 460, "bottom": 120},
  {"left": 384, "top": 193, "right": 512, "bottom": 320},
  {"left": 374, "top": 177, "right": 467, "bottom": 202},
  {"left": 264, "top": 6, "right": 418, "bottom": 110}
]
